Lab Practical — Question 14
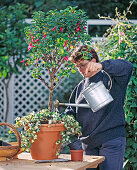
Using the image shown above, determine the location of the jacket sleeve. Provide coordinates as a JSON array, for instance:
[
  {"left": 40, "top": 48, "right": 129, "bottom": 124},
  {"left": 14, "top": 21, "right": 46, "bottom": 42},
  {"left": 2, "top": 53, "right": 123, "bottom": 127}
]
[
  {"left": 64, "top": 86, "right": 77, "bottom": 118},
  {"left": 101, "top": 59, "right": 133, "bottom": 89}
]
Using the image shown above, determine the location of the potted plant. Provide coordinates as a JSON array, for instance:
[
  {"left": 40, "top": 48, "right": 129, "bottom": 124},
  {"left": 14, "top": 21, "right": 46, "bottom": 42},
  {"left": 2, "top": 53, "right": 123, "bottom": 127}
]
[
  {"left": 13, "top": 6, "right": 90, "bottom": 160},
  {"left": 13, "top": 109, "right": 82, "bottom": 160}
]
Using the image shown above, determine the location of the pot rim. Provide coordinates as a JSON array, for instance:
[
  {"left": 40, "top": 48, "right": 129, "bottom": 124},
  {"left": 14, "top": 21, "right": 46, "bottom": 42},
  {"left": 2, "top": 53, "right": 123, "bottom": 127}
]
[{"left": 70, "top": 150, "right": 84, "bottom": 152}]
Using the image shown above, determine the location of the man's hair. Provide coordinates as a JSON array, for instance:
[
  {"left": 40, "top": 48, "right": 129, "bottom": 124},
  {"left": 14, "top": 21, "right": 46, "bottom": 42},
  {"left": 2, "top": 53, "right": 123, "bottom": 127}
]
[{"left": 70, "top": 45, "right": 99, "bottom": 63}]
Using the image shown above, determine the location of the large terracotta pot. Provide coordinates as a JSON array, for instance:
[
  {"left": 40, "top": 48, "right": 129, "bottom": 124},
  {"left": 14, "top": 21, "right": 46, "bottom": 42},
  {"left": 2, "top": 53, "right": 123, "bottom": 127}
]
[{"left": 30, "top": 123, "right": 65, "bottom": 160}]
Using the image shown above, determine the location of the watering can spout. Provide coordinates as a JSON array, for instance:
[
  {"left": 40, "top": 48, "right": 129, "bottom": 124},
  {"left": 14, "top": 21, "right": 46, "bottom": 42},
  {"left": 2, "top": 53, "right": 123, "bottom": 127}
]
[{"left": 54, "top": 100, "right": 90, "bottom": 110}]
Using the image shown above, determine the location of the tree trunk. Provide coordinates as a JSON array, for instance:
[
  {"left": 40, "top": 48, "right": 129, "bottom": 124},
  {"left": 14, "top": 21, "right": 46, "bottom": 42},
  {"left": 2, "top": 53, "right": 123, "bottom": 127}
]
[
  {"left": 2, "top": 74, "right": 12, "bottom": 123},
  {"left": 4, "top": 83, "right": 9, "bottom": 123},
  {"left": 48, "top": 75, "right": 54, "bottom": 112},
  {"left": 48, "top": 88, "right": 53, "bottom": 112},
  {"left": 38, "top": 71, "right": 54, "bottom": 112}
]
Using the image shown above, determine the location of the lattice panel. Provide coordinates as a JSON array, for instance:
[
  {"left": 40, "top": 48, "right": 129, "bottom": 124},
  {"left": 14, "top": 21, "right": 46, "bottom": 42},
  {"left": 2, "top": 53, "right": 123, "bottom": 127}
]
[
  {"left": 13, "top": 67, "right": 49, "bottom": 120},
  {"left": 13, "top": 67, "right": 81, "bottom": 122}
]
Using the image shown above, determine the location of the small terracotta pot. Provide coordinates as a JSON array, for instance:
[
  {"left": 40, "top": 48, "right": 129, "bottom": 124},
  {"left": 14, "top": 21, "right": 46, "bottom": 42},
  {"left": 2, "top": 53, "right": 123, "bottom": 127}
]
[{"left": 70, "top": 150, "right": 84, "bottom": 161}]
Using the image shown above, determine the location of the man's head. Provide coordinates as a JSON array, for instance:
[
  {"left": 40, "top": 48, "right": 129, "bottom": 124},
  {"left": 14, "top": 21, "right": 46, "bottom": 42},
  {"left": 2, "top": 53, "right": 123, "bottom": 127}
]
[
  {"left": 70, "top": 45, "right": 100, "bottom": 77},
  {"left": 70, "top": 45, "right": 99, "bottom": 63}
]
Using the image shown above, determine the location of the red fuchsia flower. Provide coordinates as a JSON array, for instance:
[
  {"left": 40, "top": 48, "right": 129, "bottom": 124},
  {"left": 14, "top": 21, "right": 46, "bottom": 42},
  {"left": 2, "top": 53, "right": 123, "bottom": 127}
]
[
  {"left": 70, "top": 43, "right": 72, "bottom": 46},
  {"left": 60, "top": 27, "right": 63, "bottom": 32},
  {"left": 79, "top": 35, "right": 80, "bottom": 37},
  {"left": 73, "top": 45, "right": 75, "bottom": 48},
  {"left": 84, "top": 26, "right": 86, "bottom": 30},
  {"left": 64, "top": 56, "right": 68, "bottom": 61},
  {"left": 76, "top": 27, "right": 80, "bottom": 32},
  {"left": 76, "top": 26, "right": 82, "bottom": 32},
  {"left": 63, "top": 41, "right": 67, "bottom": 47},
  {"left": 37, "top": 57, "right": 39, "bottom": 61},
  {"left": 43, "top": 33, "right": 47, "bottom": 38},
  {"left": 20, "top": 60, "right": 26, "bottom": 63},
  {"left": 32, "top": 38, "right": 35, "bottom": 43},
  {"left": 36, "top": 39, "right": 39, "bottom": 42},
  {"left": 28, "top": 42, "right": 36, "bottom": 51},
  {"left": 52, "top": 27, "right": 56, "bottom": 31},
  {"left": 28, "top": 43, "right": 32, "bottom": 51},
  {"left": 77, "top": 21, "right": 81, "bottom": 25},
  {"left": 25, "top": 62, "right": 27, "bottom": 66}
]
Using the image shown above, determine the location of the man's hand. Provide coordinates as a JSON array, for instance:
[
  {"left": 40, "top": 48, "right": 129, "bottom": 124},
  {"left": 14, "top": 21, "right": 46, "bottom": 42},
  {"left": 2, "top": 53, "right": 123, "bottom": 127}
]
[{"left": 84, "top": 61, "right": 102, "bottom": 77}]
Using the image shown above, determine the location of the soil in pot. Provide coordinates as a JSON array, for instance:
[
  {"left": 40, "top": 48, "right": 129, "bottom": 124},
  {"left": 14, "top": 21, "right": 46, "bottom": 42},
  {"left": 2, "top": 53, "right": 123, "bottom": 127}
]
[{"left": 30, "top": 123, "right": 65, "bottom": 160}]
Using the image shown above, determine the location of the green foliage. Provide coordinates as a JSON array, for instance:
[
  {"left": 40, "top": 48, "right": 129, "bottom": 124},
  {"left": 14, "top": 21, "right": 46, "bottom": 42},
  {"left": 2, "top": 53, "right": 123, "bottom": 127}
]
[
  {"left": 0, "top": 3, "right": 28, "bottom": 79},
  {"left": 13, "top": 109, "right": 82, "bottom": 155},
  {"left": 95, "top": 7, "right": 137, "bottom": 170}
]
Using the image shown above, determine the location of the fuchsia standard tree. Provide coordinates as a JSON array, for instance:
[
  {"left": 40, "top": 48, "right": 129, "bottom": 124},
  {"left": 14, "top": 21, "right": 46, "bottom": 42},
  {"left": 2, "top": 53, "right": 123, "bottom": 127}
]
[{"left": 23, "top": 6, "right": 90, "bottom": 111}]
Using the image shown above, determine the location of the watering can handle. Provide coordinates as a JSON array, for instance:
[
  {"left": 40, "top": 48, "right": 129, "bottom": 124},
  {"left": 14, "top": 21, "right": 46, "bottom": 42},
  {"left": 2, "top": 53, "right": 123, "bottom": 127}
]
[{"left": 102, "top": 70, "right": 112, "bottom": 92}]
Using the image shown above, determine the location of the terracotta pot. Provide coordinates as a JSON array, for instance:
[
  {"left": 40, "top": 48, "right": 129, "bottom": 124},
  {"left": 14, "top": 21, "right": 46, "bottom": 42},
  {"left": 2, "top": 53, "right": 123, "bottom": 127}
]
[
  {"left": 70, "top": 150, "right": 84, "bottom": 161},
  {"left": 30, "top": 124, "right": 65, "bottom": 160}
]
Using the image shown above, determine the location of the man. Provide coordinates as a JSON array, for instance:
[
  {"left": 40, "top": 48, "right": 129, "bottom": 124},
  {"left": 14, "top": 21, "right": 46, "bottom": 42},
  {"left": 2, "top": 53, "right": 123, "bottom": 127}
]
[{"left": 65, "top": 45, "right": 133, "bottom": 170}]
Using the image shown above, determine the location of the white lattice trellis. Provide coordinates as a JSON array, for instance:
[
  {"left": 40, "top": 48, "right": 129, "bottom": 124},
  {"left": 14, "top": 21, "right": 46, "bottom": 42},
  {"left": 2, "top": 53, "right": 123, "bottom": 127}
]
[
  {"left": 0, "top": 67, "right": 81, "bottom": 125},
  {"left": 13, "top": 69, "right": 48, "bottom": 120}
]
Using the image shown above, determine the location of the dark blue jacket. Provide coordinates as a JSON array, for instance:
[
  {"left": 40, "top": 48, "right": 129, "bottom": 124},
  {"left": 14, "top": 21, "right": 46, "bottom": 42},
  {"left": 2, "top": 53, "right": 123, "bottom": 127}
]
[{"left": 65, "top": 59, "right": 133, "bottom": 148}]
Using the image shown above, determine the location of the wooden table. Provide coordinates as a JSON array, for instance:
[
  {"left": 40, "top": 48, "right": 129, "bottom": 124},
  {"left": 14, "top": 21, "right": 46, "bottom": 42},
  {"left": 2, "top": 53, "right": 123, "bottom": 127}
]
[{"left": 0, "top": 153, "right": 105, "bottom": 170}]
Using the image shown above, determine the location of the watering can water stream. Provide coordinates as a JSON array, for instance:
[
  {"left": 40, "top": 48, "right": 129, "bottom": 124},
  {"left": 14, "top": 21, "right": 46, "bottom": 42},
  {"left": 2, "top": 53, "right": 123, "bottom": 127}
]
[{"left": 55, "top": 70, "right": 113, "bottom": 112}]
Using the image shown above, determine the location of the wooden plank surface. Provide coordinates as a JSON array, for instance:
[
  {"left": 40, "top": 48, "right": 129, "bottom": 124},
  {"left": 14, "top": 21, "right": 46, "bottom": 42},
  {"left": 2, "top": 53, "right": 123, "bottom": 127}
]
[{"left": 0, "top": 153, "right": 105, "bottom": 170}]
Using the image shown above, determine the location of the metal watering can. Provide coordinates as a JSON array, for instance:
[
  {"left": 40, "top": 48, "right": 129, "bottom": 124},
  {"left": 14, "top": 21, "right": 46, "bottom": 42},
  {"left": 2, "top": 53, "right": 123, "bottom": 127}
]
[{"left": 55, "top": 70, "right": 113, "bottom": 112}]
